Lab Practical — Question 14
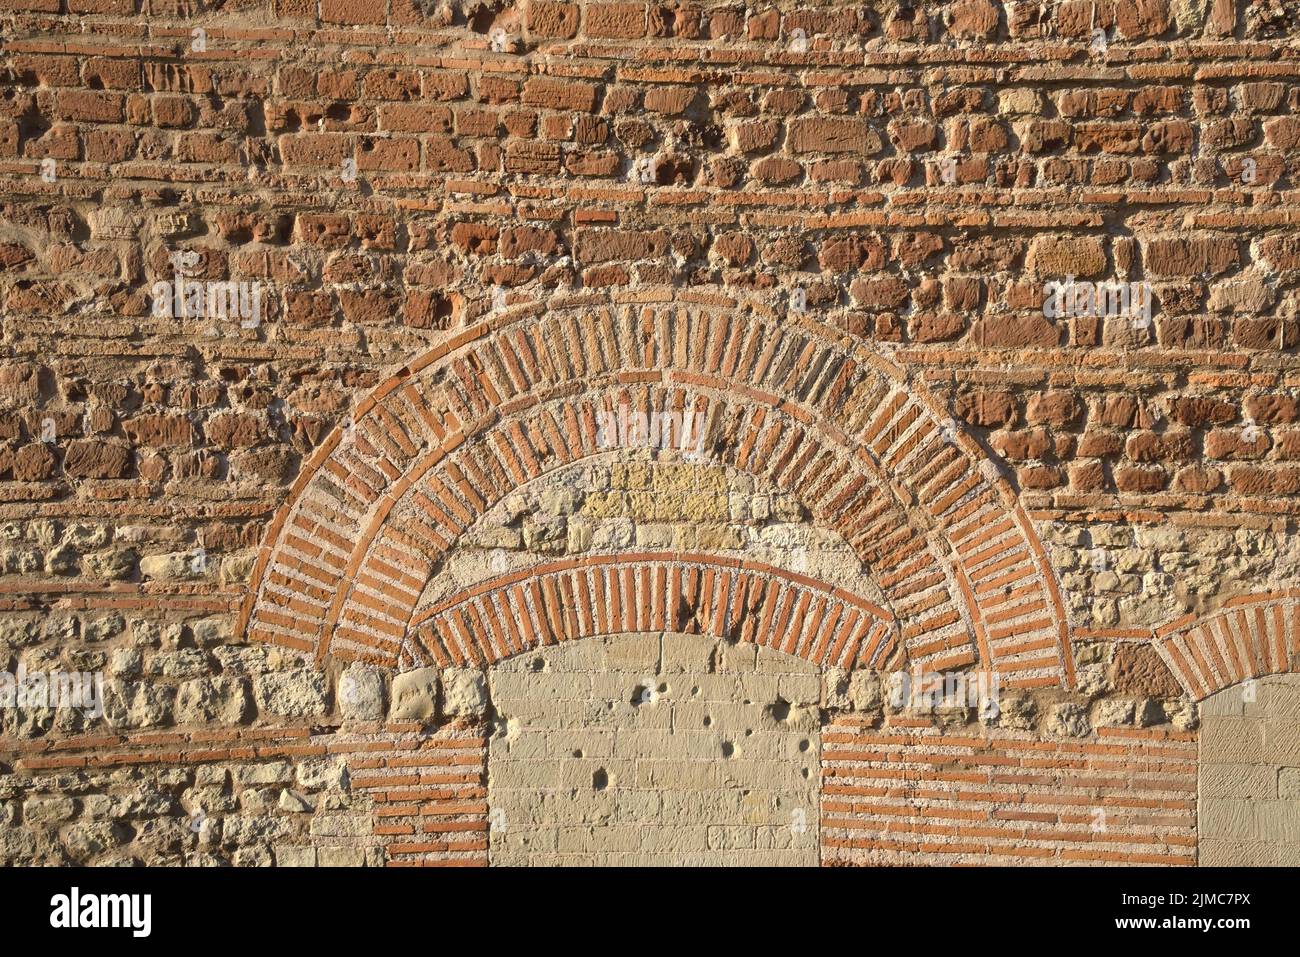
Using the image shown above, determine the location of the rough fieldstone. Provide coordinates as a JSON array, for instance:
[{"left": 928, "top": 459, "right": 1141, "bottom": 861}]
[
  {"left": 1046, "top": 702, "right": 1091, "bottom": 737},
  {"left": 389, "top": 667, "right": 439, "bottom": 722},
  {"left": 103, "top": 680, "right": 176, "bottom": 729},
  {"left": 338, "top": 664, "right": 385, "bottom": 720},
  {"left": 997, "top": 693, "right": 1038, "bottom": 731},
  {"left": 848, "top": 670, "right": 882, "bottom": 711},
  {"left": 254, "top": 670, "right": 328, "bottom": 718},
  {"left": 176, "top": 676, "right": 251, "bottom": 724},
  {"left": 278, "top": 789, "right": 313, "bottom": 813},
  {"left": 822, "top": 666, "right": 851, "bottom": 710},
  {"left": 275, "top": 846, "right": 318, "bottom": 867},
  {"left": 442, "top": 667, "right": 489, "bottom": 719}
]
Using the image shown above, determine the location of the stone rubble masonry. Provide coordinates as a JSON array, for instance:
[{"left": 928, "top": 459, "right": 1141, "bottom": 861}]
[{"left": 2, "top": 0, "right": 1300, "bottom": 866}]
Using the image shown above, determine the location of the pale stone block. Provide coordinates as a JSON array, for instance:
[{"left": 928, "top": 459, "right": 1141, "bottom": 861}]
[
  {"left": 442, "top": 667, "right": 489, "bottom": 718},
  {"left": 636, "top": 759, "right": 718, "bottom": 789},
  {"left": 613, "top": 790, "right": 662, "bottom": 822},
  {"left": 683, "top": 731, "right": 740, "bottom": 760},
  {"left": 669, "top": 701, "right": 713, "bottom": 730},
  {"left": 823, "top": 666, "right": 851, "bottom": 709},
  {"left": 625, "top": 700, "right": 675, "bottom": 729},
  {"left": 490, "top": 758, "right": 563, "bottom": 789},
  {"left": 743, "top": 731, "right": 816, "bottom": 761},
  {"left": 848, "top": 669, "right": 882, "bottom": 711},
  {"left": 497, "top": 729, "right": 551, "bottom": 760},
  {"left": 707, "top": 824, "right": 755, "bottom": 850},
  {"left": 254, "top": 669, "right": 328, "bottom": 718},
  {"left": 308, "top": 813, "right": 372, "bottom": 838},
  {"left": 662, "top": 789, "right": 745, "bottom": 821},
  {"left": 611, "top": 728, "right": 676, "bottom": 758},
  {"left": 709, "top": 701, "right": 769, "bottom": 728},
  {"left": 541, "top": 642, "right": 606, "bottom": 672},
  {"left": 318, "top": 846, "right": 366, "bottom": 867},
  {"left": 1199, "top": 685, "right": 1246, "bottom": 717},
  {"left": 559, "top": 758, "right": 634, "bottom": 792},
  {"left": 492, "top": 671, "right": 586, "bottom": 705},
  {"left": 638, "top": 824, "right": 710, "bottom": 852},
  {"left": 602, "top": 632, "right": 661, "bottom": 669},
  {"left": 676, "top": 672, "right": 741, "bottom": 702},
  {"left": 556, "top": 825, "right": 597, "bottom": 853},
  {"left": 548, "top": 728, "right": 614, "bottom": 759},
  {"left": 756, "top": 821, "right": 814, "bottom": 851},
  {"left": 338, "top": 664, "right": 384, "bottom": 721},
  {"left": 1256, "top": 800, "right": 1300, "bottom": 842},
  {"left": 1200, "top": 798, "right": 1257, "bottom": 840},
  {"left": 491, "top": 826, "right": 558, "bottom": 855},
  {"left": 1199, "top": 762, "right": 1276, "bottom": 799},
  {"left": 389, "top": 666, "right": 438, "bottom": 722},
  {"left": 1259, "top": 676, "right": 1300, "bottom": 717},
  {"left": 589, "top": 671, "right": 650, "bottom": 702},
  {"left": 1263, "top": 719, "right": 1300, "bottom": 762},
  {"left": 548, "top": 790, "right": 618, "bottom": 826},
  {"left": 720, "top": 760, "right": 813, "bottom": 791},
  {"left": 176, "top": 676, "right": 252, "bottom": 724},
  {"left": 586, "top": 824, "right": 642, "bottom": 852},
  {"left": 273, "top": 845, "right": 317, "bottom": 867},
  {"left": 1279, "top": 843, "right": 1300, "bottom": 866},
  {"left": 661, "top": 633, "right": 714, "bottom": 671},
  {"left": 1279, "top": 767, "right": 1300, "bottom": 798},
  {"left": 717, "top": 642, "right": 758, "bottom": 673},
  {"left": 777, "top": 673, "right": 821, "bottom": 706},
  {"left": 756, "top": 646, "right": 816, "bottom": 675},
  {"left": 1200, "top": 717, "right": 1266, "bottom": 762}
]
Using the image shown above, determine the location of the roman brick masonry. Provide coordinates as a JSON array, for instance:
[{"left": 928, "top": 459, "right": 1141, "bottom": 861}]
[{"left": 1, "top": 0, "right": 1299, "bottom": 867}]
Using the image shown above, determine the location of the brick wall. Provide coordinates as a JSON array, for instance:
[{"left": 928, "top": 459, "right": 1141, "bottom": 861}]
[
  {"left": 3, "top": 0, "right": 1300, "bottom": 866},
  {"left": 823, "top": 720, "right": 1198, "bottom": 865}
]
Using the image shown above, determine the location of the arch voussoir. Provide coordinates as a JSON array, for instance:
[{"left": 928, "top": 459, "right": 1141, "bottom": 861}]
[
  {"left": 1154, "top": 590, "right": 1300, "bottom": 701},
  {"left": 406, "top": 553, "right": 900, "bottom": 673},
  {"left": 240, "top": 290, "right": 1071, "bottom": 689}
]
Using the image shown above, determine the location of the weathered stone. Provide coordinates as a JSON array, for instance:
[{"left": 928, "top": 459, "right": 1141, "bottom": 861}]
[
  {"left": 389, "top": 667, "right": 439, "bottom": 722},
  {"left": 338, "top": 665, "right": 385, "bottom": 721},
  {"left": 176, "top": 677, "right": 252, "bottom": 724},
  {"left": 254, "top": 670, "right": 328, "bottom": 718},
  {"left": 278, "top": 789, "right": 314, "bottom": 813},
  {"left": 847, "top": 670, "right": 882, "bottom": 711},
  {"left": 442, "top": 667, "right": 489, "bottom": 719},
  {"left": 1111, "top": 644, "right": 1183, "bottom": 698},
  {"left": 1046, "top": 702, "right": 1091, "bottom": 737}
]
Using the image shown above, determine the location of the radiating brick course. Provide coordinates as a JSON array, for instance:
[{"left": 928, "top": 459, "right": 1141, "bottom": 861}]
[{"left": 3, "top": 0, "right": 1300, "bottom": 866}]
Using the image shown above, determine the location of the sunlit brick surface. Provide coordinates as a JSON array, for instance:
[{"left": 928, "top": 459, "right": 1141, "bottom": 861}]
[{"left": 3, "top": 0, "right": 1300, "bottom": 866}]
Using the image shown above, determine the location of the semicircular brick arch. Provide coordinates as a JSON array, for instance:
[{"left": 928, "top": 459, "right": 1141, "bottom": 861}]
[
  {"left": 238, "top": 289, "right": 1071, "bottom": 688},
  {"left": 405, "top": 552, "right": 900, "bottom": 672},
  {"left": 1154, "top": 590, "right": 1300, "bottom": 700},
  {"left": 320, "top": 382, "right": 957, "bottom": 668}
]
